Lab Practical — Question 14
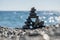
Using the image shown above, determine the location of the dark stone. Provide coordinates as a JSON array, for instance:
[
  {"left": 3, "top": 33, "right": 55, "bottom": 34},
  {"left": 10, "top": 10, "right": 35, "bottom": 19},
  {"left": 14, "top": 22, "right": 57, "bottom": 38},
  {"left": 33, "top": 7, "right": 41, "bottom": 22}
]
[
  {"left": 30, "top": 13, "right": 36, "bottom": 16},
  {"left": 23, "top": 25, "right": 30, "bottom": 29},
  {"left": 7, "top": 31, "right": 12, "bottom": 35},
  {"left": 30, "top": 7, "right": 36, "bottom": 13}
]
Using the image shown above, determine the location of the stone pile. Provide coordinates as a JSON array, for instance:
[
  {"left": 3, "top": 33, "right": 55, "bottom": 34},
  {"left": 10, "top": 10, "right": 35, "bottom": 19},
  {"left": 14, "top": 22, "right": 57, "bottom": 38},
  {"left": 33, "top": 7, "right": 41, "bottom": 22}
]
[{"left": 23, "top": 7, "right": 45, "bottom": 29}]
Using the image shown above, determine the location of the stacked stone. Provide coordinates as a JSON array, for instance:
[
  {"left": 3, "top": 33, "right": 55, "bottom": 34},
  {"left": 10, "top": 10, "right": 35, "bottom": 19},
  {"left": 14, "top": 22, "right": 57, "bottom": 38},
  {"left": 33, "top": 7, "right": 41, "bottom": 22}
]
[{"left": 23, "top": 7, "right": 45, "bottom": 29}]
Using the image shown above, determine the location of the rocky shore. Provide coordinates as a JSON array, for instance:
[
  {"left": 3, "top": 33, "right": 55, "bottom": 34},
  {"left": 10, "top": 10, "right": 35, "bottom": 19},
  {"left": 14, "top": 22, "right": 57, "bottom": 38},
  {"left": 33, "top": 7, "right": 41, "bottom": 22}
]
[{"left": 0, "top": 24, "right": 60, "bottom": 40}]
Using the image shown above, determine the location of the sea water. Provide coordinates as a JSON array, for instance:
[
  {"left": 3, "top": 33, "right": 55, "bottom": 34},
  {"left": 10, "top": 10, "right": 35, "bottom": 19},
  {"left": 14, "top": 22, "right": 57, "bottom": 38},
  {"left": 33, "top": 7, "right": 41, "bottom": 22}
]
[{"left": 0, "top": 11, "right": 60, "bottom": 28}]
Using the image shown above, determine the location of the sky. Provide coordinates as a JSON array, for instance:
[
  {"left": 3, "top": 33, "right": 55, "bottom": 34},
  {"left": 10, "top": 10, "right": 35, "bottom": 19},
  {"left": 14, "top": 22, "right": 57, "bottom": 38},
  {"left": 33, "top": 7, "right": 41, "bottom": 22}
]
[{"left": 0, "top": 0, "right": 60, "bottom": 11}]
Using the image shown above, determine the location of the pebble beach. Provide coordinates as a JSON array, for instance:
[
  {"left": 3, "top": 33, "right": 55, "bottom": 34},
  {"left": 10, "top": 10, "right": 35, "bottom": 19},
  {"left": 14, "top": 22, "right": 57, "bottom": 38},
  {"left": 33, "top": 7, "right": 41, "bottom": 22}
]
[{"left": 0, "top": 24, "right": 60, "bottom": 40}]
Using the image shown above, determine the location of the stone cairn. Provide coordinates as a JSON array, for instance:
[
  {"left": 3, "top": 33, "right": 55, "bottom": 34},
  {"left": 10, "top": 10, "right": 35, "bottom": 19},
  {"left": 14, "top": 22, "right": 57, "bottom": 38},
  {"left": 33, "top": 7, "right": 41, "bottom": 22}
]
[{"left": 23, "top": 7, "right": 45, "bottom": 29}]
